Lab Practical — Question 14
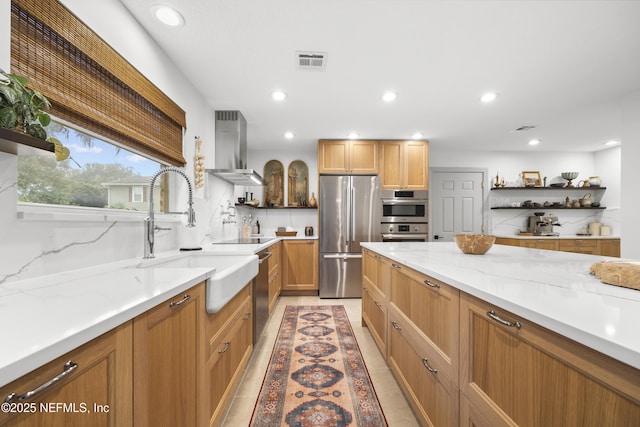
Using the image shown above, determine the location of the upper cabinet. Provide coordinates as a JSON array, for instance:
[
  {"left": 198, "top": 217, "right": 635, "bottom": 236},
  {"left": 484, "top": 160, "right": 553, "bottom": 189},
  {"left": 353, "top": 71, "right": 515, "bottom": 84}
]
[
  {"left": 380, "top": 140, "right": 429, "bottom": 190},
  {"left": 318, "top": 140, "right": 379, "bottom": 174}
]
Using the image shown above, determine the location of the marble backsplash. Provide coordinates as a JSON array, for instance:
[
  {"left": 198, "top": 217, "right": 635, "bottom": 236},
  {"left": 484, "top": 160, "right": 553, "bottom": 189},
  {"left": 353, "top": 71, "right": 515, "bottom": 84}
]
[
  {"left": 491, "top": 207, "right": 621, "bottom": 237},
  {"left": 0, "top": 154, "right": 318, "bottom": 284}
]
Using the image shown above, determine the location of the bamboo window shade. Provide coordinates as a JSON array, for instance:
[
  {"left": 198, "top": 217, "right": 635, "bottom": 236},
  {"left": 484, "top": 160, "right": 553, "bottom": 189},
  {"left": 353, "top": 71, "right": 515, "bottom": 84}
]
[{"left": 10, "top": 0, "right": 187, "bottom": 166}]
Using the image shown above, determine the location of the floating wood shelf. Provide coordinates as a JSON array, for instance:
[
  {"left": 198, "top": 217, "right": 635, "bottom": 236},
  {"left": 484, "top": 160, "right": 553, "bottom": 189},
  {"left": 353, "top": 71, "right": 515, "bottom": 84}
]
[
  {"left": 235, "top": 204, "right": 317, "bottom": 209},
  {"left": 491, "top": 207, "right": 606, "bottom": 210},
  {"left": 491, "top": 186, "right": 606, "bottom": 190},
  {"left": 0, "top": 127, "right": 54, "bottom": 156}
]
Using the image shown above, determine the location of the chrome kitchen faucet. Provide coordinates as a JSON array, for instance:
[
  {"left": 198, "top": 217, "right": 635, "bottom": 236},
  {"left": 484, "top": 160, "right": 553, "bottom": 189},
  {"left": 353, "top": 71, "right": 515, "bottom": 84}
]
[{"left": 144, "top": 167, "right": 196, "bottom": 259}]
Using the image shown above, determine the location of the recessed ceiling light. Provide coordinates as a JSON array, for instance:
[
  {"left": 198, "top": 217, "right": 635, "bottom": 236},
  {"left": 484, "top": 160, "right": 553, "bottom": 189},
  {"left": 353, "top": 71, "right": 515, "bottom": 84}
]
[
  {"left": 412, "top": 132, "right": 424, "bottom": 139},
  {"left": 284, "top": 132, "right": 294, "bottom": 139},
  {"left": 382, "top": 91, "right": 397, "bottom": 102},
  {"left": 347, "top": 132, "right": 359, "bottom": 139},
  {"left": 271, "top": 91, "right": 287, "bottom": 101},
  {"left": 480, "top": 92, "right": 498, "bottom": 103},
  {"left": 151, "top": 5, "right": 184, "bottom": 27},
  {"left": 528, "top": 139, "right": 541, "bottom": 146},
  {"left": 604, "top": 140, "right": 620, "bottom": 146}
]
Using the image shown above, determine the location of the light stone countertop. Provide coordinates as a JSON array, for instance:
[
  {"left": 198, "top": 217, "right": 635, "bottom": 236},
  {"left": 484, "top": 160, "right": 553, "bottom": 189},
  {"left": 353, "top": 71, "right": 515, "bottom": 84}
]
[
  {"left": 361, "top": 242, "right": 640, "bottom": 370},
  {"left": 494, "top": 234, "right": 620, "bottom": 239},
  {"left": 0, "top": 236, "right": 307, "bottom": 387}
]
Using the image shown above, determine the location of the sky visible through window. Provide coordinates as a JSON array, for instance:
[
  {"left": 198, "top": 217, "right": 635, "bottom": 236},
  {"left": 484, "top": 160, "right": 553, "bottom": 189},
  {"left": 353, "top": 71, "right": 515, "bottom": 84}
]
[{"left": 17, "top": 121, "right": 164, "bottom": 209}]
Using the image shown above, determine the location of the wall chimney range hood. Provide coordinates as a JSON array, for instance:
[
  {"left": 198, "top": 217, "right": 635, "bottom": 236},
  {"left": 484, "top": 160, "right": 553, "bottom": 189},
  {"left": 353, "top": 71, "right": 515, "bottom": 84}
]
[{"left": 206, "top": 110, "right": 265, "bottom": 186}]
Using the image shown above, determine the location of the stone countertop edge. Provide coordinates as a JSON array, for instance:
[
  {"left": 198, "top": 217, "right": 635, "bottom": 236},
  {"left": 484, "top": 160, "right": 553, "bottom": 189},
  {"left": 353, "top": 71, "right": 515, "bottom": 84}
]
[
  {"left": 494, "top": 235, "right": 621, "bottom": 240},
  {"left": 361, "top": 241, "right": 640, "bottom": 371}
]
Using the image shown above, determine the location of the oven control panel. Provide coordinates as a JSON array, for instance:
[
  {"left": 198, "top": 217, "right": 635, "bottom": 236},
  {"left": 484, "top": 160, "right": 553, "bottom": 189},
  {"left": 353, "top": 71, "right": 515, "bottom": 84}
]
[{"left": 383, "top": 223, "right": 427, "bottom": 234}]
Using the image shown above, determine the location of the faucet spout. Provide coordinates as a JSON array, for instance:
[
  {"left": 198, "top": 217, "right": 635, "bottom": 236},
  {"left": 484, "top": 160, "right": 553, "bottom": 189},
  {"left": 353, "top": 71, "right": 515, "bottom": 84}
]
[{"left": 144, "top": 167, "right": 196, "bottom": 259}]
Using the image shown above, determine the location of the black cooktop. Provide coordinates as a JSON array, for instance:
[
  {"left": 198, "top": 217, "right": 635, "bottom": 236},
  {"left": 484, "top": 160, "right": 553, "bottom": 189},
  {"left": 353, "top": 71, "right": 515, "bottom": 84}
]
[{"left": 218, "top": 237, "right": 275, "bottom": 244}]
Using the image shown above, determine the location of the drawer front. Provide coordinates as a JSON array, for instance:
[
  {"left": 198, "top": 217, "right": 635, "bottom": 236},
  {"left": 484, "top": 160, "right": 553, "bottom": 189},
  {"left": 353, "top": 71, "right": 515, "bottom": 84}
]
[
  {"left": 559, "top": 239, "right": 597, "bottom": 248},
  {"left": 387, "top": 310, "right": 458, "bottom": 427},
  {"left": 207, "top": 297, "right": 253, "bottom": 425},
  {"left": 363, "top": 249, "right": 389, "bottom": 298},
  {"left": 389, "top": 262, "right": 459, "bottom": 378},
  {"left": 0, "top": 324, "right": 132, "bottom": 427},
  {"left": 207, "top": 284, "right": 251, "bottom": 350},
  {"left": 362, "top": 283, "right": 387, "bottom": 357},
  {"left": 460, "top": 293, "right": 640, "bottom": 427}
]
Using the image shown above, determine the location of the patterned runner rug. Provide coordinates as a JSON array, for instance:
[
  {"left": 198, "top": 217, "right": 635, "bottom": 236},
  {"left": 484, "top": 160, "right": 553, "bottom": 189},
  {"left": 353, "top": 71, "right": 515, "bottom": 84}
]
[{"left": 249, "top": 305, "right": 387, "bottom": 427}]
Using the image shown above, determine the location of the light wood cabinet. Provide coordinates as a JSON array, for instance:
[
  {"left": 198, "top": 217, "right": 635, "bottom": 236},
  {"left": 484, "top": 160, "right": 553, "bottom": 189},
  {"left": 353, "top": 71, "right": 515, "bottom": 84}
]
[
  {"left": 496, "top": 237, "right": 621, "bottom": 257},
  {"left": 380, "top": 140, "right": 429, "bottom": 190},
  {"left": 205, "top": 284, "right": 253, "bottom": 427},
  {"left": 388, "top": 305, "right": 459, "bottom": 427},
  {"left": 558, "top": 238, "right": 598, "bottom": 254},
  {"left": 282, "top": 240, "right": 318, "bottom": 293},
  {"left": 389, "top": 261, "right": 459, "bottom": 381},
  {"left": 519, "top": 238, "right": 559, "bottom": 251},
  {"left": 267, "top": 241, "right": 282, "bottom": 313},
  {"left": 362, "top": 249, "right": 390, "bottom": 356},
  {"left": 133, "top": 283, "right": 205, "bottom": 427},
  {"left": 600, "top": 238, "right": 621, "bottom": 257},
  {"left": 0, "top": 323, "right": 132, "bottom": 427},
  {"left": 460, "top": 292, "right": 640, "bottom": 427},
  {"left": 318, "top": 139, "right": 378, "bottom": 174}
]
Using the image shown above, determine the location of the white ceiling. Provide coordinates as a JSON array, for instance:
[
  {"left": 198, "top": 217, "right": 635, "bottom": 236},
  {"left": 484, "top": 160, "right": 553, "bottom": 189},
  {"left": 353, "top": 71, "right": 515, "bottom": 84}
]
[{"left": 119, "top": 0, "right": 640, "bottom": 153}]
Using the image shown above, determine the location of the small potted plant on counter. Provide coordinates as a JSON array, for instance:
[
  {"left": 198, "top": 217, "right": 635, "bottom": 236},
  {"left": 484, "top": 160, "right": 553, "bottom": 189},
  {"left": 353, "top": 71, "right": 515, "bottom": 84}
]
[{"left": 0, "top": 68, "right": 68, "bottom": 160}]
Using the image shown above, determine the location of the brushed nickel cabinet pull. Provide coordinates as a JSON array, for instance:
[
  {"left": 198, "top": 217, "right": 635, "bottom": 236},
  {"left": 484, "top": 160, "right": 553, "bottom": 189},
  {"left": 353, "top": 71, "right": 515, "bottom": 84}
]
[
  {"left": 422, "top": 358, "right": 438, "bottom": 374},
  {"left": 487, "top": 310, "right": 521, "bottom": 329},
  {"left": 424, "top": 279, "right": 440, "bottom": 288},
  {"left": 4, "top": 360, "right": 78, "bottom": 403},
  {"left": 169, "top": 294, "right": 191, "bottom": 308},
  {"left": 363, "top": 287, "right": 369, "bottom": 292},
  {"left": 242, "top": 312, "right": 251, "bottom": 320},
  {"left": 374, "top": 301, "right": 382, "bottom": 309},
  {"left": 218, "top": 341, "right": 231, "bottom": 354},
  {"left": 391, "top": 321, "right": 402, "bottom": 331},
  {"left": 391, "top": 263, "right": 401, "bottom": 269}
]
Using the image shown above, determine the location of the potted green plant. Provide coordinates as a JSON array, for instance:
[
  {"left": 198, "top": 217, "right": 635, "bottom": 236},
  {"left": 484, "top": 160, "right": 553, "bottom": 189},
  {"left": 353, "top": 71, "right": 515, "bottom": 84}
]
[{"left": 0, "top": 69, "right": 68, "bottom": 160}]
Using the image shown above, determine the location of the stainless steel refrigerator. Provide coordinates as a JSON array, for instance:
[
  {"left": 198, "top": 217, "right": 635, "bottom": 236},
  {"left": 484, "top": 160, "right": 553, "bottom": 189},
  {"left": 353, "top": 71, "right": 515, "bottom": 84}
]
[{"left": 319, "top": 175, "right": 380, "bottom": 298}]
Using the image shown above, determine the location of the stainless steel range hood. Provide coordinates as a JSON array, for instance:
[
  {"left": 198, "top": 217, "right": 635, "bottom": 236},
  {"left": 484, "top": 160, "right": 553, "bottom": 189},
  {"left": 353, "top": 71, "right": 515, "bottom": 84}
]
[{"left": 206, "top": 111, "right": 265, "bottom": 186}]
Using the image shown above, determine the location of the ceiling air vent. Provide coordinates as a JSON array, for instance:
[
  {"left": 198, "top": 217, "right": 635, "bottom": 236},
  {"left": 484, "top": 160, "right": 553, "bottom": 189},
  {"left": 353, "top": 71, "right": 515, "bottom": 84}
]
[
  {"left": 511, "top": 125, "right": 536, "bottom": 132},
  {"left": 296, "top": 51, "right": 327, "bottom": 71}
]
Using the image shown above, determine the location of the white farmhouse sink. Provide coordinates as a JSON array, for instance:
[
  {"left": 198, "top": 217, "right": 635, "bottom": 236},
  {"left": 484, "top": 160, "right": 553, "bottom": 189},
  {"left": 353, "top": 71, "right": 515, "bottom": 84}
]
[{"left": 130, "top": 253, "right": 258, "bottom": 313}]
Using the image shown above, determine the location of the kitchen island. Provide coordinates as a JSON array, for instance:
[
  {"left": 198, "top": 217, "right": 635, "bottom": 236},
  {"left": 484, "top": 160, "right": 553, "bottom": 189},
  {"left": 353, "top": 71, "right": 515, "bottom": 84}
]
[{"left": 361, "top": 241, "right": 640, "bottom": 426}]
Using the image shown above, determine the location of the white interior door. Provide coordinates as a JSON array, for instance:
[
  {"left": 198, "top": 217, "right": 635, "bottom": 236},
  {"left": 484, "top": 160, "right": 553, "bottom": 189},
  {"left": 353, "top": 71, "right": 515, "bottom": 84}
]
[{"left": 430, "top": 170, "right": 485, "bottom": 242}]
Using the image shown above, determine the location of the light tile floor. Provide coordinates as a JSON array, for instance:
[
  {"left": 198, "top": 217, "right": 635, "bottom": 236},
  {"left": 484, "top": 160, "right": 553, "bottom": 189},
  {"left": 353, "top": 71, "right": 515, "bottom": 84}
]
[{"left": 221, "top": 295, "right": 420, "bottom": 426}]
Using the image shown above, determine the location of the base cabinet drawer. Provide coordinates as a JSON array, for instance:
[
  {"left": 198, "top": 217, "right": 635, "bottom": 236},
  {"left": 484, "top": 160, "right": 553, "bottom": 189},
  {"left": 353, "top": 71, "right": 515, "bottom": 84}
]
[
  {"left": 460, "top": 292, "right": 640, "bottom": 427},
  {"left": 362, "top": 283, "right": 387, "bottom": 357},
  {"left": 389, "top": 262, "right": 459, "bottom": 380},
  {"left": 206, "top": 294, "right": 253, "bottom": 427},
  {"left": 387, "top": 311, "right": 458, "bottom": 427},
  {"left": 0, "top": 323, "right": 132, "bottom": 427}
]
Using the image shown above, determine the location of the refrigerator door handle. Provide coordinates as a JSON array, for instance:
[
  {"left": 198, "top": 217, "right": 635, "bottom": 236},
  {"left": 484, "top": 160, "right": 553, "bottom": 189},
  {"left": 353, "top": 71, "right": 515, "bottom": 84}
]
[
  {"left": 323, "top": 254, "right": 362, "bottom": 260},
  {"left": 345, "top": 180, "right": 351, "bottom": 247},
  {"left": 351, "top": 186, "right": 356, "bottom": 244}
]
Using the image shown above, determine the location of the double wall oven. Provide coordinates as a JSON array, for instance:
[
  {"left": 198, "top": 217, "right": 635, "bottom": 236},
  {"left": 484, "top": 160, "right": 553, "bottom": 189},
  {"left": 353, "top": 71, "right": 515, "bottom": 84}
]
[{"left": 380, "top": 190, "right": 428, "bottom": 242}]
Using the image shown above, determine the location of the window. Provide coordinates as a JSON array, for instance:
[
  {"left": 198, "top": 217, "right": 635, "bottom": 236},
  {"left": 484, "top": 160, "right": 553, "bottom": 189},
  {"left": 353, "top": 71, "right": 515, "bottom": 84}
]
[
  {"left": 18, "top": 120, "right": 164, "bottom": 211},
  {"left": 131, "top": 187, "right": 144, "bottom": 204}
]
